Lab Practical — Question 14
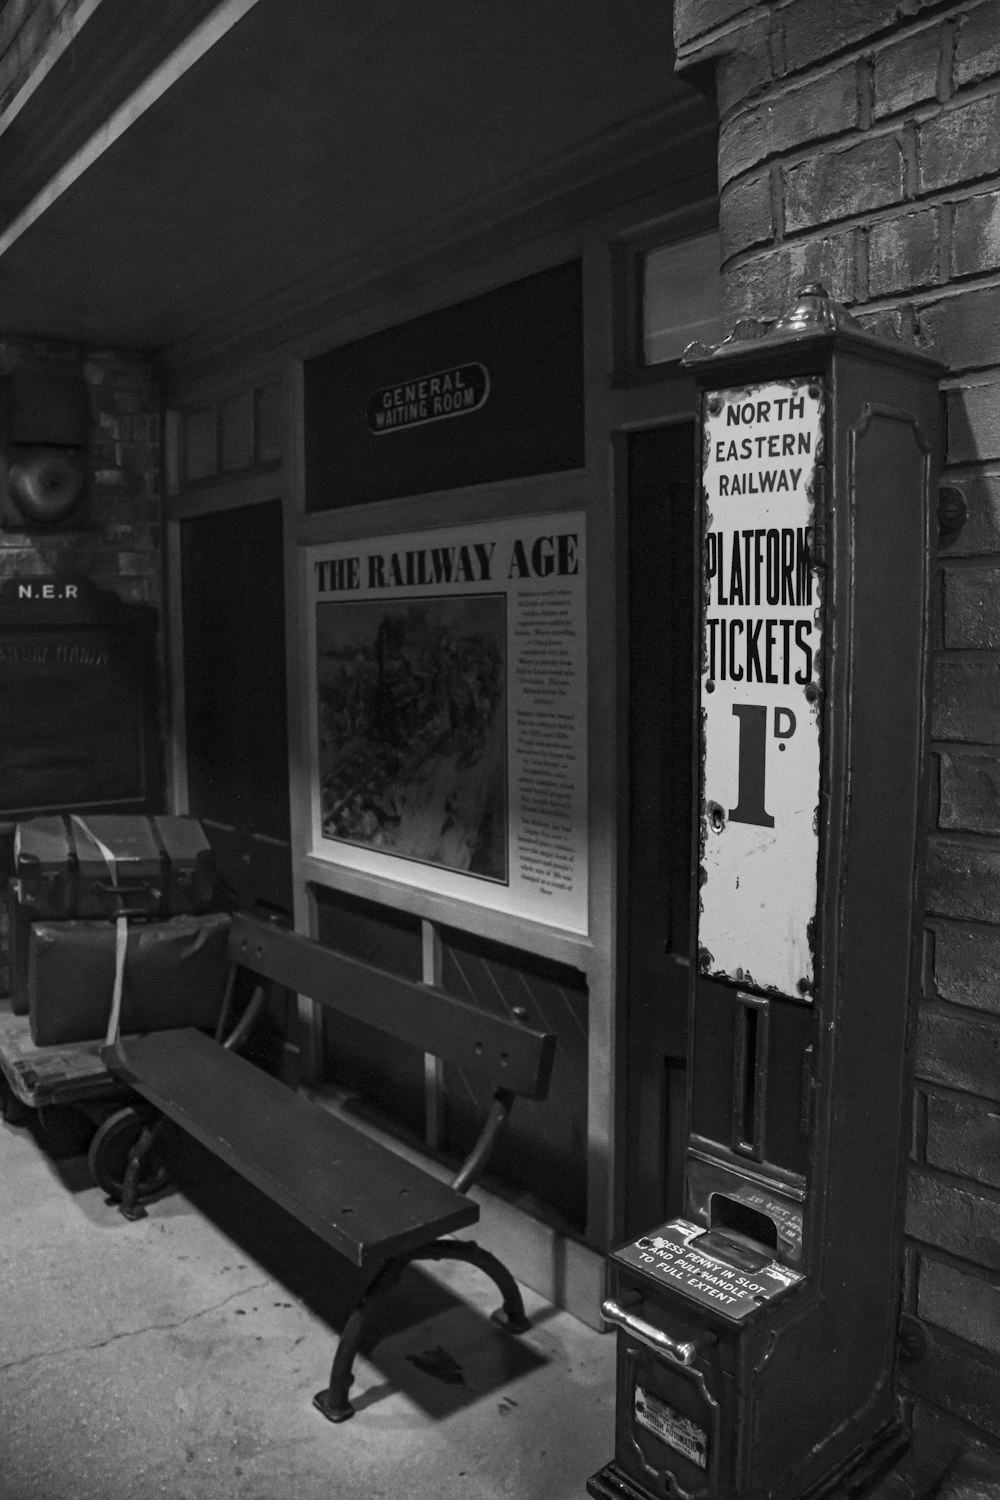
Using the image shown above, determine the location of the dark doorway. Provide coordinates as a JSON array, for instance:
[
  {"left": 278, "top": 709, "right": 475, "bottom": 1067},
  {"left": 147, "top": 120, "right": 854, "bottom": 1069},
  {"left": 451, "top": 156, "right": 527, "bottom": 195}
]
[
  {"left": 623, "top": 421, "right": 697, "bottom": 1237},
  {"left": 180, "top": 499, "right": 292, "bottom": 914}
]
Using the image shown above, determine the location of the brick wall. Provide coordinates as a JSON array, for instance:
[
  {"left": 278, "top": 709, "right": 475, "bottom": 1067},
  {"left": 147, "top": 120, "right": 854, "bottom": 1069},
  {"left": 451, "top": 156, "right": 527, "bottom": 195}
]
[
  {"left": 0, "top": 337, "right": 162, "bottom": 993},
  {"left": 677, "top": 0, "right": 1000, "bottom": 1466},
  {"left": 0, "top": 0, "right": 88, "bottom": 113}
]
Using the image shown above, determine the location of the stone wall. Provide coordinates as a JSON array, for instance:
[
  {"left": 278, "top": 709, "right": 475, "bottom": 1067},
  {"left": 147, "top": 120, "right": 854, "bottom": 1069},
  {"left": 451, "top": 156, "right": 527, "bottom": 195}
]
[{"left": 676, "top": 0, "right": 1000, "bottom": 1465}]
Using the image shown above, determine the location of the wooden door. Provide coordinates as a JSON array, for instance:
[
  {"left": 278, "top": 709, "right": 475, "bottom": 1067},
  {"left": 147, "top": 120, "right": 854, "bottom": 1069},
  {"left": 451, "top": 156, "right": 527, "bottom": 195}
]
[
  {"left": 180, "top": 499, "right": 292, "bottom": 913},
  {"left": 623, "top": 421, "right": 697, "bottom": 1237}
]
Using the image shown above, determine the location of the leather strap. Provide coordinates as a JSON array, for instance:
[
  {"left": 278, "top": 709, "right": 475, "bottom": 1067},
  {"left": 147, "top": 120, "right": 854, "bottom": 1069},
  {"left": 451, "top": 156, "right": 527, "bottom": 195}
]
[{"left": 71, "top": 816, "right": 129, "bottom": 1044}]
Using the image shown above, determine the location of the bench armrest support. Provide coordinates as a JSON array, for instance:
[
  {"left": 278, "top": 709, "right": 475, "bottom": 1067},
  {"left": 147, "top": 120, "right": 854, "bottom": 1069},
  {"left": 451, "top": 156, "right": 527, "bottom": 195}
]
[
  {"left": 450, "top": 1087, "right": 515, "bottom": 1195},
  {"left": 221, "top": 981, "right": 268, "bottom": 1054}
]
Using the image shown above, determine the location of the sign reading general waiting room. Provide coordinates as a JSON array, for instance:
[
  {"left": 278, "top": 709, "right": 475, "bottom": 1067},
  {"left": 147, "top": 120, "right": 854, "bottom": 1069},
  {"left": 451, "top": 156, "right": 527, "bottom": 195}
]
[
  {"left": 698, "top": 377, "right": 824, "bottom": 999},
  {"left": 304, "top": 261, "right": 583, "bottom": 510}
]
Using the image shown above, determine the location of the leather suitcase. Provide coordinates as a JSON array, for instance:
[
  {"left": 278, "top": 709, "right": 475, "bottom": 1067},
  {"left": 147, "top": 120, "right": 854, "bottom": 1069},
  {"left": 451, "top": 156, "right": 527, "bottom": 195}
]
[
  {"left": 27, "top": 911, "right": 232, "bottom": 1047},
  {"left": 151, "top": 816, "right": 218, "bottom": 916},
  {"left": 15, "top": 815, "right": 217, "bottom": 920}
]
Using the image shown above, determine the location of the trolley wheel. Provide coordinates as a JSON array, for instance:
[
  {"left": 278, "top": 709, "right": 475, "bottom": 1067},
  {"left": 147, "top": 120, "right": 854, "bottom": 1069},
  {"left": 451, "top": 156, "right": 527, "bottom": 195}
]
[
  {"left": 0, "top": 1075, "right": 28, "bottom": 1126},
  {"left": 88, "top": 1106, "right": 170, "bottom": 1202}
]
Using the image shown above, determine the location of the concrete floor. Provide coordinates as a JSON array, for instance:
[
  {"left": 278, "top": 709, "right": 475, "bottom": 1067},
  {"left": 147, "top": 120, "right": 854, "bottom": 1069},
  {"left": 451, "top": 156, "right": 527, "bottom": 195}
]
[{"left": 0, "top": 1106, "right": 616, "bottom": 1500}]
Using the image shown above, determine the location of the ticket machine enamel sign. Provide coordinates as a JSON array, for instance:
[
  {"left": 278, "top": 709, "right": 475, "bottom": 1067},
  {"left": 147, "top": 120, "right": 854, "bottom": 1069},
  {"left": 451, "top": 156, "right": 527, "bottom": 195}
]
[{"left": 698, "top": 377, "right": 824, "bottom": 999}]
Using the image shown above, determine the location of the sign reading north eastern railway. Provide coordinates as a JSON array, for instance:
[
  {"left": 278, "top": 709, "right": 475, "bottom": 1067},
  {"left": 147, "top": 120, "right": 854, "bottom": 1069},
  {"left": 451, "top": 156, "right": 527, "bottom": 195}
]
[{"left": 698, "top": 377, "right": 824, "bottom": 1000}]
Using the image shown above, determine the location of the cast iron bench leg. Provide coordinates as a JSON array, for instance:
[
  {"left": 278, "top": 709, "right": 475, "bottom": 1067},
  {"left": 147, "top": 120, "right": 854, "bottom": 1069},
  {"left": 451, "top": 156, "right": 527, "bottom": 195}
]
[
  {"left": 313, "top": 1237, "right": 531, "bottom": 1423},
  {"left": 119, "top": 1116, "right": 167, "bottom": 1220}
]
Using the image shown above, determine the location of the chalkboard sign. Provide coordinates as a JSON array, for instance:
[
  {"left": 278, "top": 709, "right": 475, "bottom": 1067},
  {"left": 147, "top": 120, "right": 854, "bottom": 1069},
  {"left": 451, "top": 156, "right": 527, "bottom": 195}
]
[{"left": 0, "top": 579, "right": 159, "bottom": 816}]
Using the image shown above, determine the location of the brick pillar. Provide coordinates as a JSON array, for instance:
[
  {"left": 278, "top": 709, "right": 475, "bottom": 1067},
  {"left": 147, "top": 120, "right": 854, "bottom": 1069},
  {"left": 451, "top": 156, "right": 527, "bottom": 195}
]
[{"left": 675, "top": 0, "right": 1000, "bottom": 1466}]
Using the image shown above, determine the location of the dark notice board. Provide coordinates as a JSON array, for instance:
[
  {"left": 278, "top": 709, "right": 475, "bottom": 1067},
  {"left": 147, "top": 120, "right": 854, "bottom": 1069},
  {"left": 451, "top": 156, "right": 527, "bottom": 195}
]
[
  {"left": 0, "top": 578, "right": 159, "bottom": 817},
  {"left": 304, "top": 260, "right": 584, "bottom": 510}
]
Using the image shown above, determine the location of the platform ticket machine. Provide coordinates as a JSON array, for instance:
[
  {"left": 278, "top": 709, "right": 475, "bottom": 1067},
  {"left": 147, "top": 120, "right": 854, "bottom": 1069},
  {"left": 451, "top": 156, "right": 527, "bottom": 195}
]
[{"left": 589, "top": 286, "right": 943, "bottom": 1500}]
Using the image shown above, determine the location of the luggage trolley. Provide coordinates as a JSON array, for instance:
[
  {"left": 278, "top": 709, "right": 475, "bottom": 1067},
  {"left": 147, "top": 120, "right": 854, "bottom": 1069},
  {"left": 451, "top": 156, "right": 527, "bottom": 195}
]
[
  {"left": 0, "top": 813, "right": 255, "bottom": 1203},
  {"left": 0, "top": 997, "right": 169, "bottom": 1200},
  {"left": 0, "top": 940, "right": 262, "bottom": 1202}
]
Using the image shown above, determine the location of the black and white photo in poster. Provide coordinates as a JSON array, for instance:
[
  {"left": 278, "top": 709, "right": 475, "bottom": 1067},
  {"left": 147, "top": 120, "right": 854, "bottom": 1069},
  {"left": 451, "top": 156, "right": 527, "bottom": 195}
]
[
  {"left": 315, "top": 593, "right": 508, "bottom": 880},
  {"left": 307, "top": 513, "right": 588, "bottom": 934}
]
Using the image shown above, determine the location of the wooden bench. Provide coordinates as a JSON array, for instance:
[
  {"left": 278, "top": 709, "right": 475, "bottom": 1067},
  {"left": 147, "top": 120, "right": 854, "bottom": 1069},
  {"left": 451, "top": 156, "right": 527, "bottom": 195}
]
[{"left": 101, "top": 910, "right": 556, "bottom": 1422}]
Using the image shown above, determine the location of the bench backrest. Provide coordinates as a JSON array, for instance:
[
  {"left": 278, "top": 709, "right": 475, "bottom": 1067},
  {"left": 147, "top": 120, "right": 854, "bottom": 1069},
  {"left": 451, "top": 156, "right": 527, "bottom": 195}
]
[{"left": 229, "top": 913, "right": 556, "bottom": 1102}]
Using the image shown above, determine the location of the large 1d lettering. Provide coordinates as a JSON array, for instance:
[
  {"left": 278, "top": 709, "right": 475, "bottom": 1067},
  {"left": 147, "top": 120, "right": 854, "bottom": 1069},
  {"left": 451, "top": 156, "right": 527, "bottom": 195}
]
[
  {"left": 726, "top": 703, "right": 797, "bottom": 828},
  {"left": 728, "top": 704, "right": 773, "bottom": 828}
]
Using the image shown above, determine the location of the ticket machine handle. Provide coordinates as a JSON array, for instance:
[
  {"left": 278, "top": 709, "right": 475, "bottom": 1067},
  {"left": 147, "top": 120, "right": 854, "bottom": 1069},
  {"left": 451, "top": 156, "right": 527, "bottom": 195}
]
[{"left": 602, "top": 1298, "right": 718, "bottom": 1367}]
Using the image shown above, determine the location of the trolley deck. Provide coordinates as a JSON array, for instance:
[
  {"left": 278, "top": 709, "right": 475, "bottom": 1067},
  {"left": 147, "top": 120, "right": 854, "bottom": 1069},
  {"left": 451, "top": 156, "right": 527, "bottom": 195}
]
[{"left": 0, "top": 997, "right": 132, "bottom": 1112}]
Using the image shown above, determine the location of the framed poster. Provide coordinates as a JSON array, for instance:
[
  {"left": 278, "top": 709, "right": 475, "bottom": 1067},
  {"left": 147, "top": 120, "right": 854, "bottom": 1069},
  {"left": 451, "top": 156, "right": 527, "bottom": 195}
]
[{"left": 306, "top": 512, "right": 588, "bottom": 935}]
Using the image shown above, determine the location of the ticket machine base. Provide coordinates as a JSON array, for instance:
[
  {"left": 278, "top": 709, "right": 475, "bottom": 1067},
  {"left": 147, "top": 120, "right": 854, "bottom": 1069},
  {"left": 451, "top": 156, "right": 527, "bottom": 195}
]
[{"left": 588, "top": 1424, "right": 908, "bottom": 1500}]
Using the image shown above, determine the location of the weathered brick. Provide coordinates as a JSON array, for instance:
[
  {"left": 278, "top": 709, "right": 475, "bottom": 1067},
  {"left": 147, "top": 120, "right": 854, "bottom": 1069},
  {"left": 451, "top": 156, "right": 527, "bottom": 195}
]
[
  {"left": 916, "top": 1007, "right": 1000, "bottom": 1094},
  {"left": 925, "top": 839, "right": 1000, "bottom": 923},
  {"left": 918, "top": 1257, "right": 1000, "bottom": 1359},
  {"left": 855, "top": 304, "right": 918, "bottom": 344},
  {"left": 926, "top": 1095, "right": 1000, "bottom": 1189},
  {"left": 113, "top": 577, "right": 155, "bottom": 605},
  {"left": 954, "top": 1, "right": 1000, "bottom": 90},
  {"left": 939, "top": 749, "right": 1000, "bottom": 834},
  {"left": 932, "top": 922, "right": 1000, "bottom": 1017},
  {"left": 718, "top": 65, "right": 860, "bottom": 184},
  {"left": 784, "top": 135, "right": 904, "bottom": 233},
  {"left": 944, "top": 565, "right": 1000, "bottom": 648},
  {"left": 725, "top": 230, "right": 861, "bottom": 322},
  {"left": 916, "top": 287, "right": 1000, "bottom": 373},
  {"left": 103, "top": 523, "right": 159, "bottom": 551},
  {"left": 720, "top": 172, "right": 774, "bottom": 260},
  {"left": 868, "top": 209, "right": 940, "bottom": 296},
  {"left": 920, "top": 95, "right": 1000, "bottom": 195},
  {"left": 903, "top": 1321, "right": 1000, "bottom": 1440},
  {"left": 907, "top": 1169, "right": 1000, "bottom": 1271},
  {"left": 871, "top": 26, "right": 944, "bottom": 121},
  {"left": 935, "top": 469, "right": 1000, "bottom": 558},
  {"left": 715, "top": 16, "right": 772, "bottom": 116},
  {"left": 674, "top": 0, "right": 756, "bottom": 51},
  {"left": 933, "top": 659, "right": 1000, "bottom": 743},
  {"left": 781, "top": 0, "right": 940, "bottom": 75},
  {"left": 112, "top": 550, "right": 154, "bottom": 578},
  {"left": 724, "top": 244, "right": 794, "bottom": 323},
  {"left": 89, "top": 492, "right": 159, "bottom": 525},
  {"left": 786, "top": 229, "right": 858, "bottom": 304},
  {"left": 947, "top": 381, "right": 1000, "bottom": 465},
  {"left": 952, "top": 190, "right": 1000, "bottom": 279}
]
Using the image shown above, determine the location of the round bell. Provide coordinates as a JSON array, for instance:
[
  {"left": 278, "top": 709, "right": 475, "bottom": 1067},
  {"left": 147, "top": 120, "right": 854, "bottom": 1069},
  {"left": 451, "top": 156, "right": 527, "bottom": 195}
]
[{"left": 6, "top": 447, "right": 85, "bottom": 523}]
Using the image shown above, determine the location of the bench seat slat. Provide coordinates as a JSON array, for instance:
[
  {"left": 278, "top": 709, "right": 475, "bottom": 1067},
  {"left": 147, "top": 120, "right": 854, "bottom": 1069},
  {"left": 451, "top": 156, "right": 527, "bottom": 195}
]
[
  {"left": 229, "top": 914, "right": 556, "bottom": 1101},
  {"left": 103, "top": 1029, "right": 478, "bottom": 1268}
]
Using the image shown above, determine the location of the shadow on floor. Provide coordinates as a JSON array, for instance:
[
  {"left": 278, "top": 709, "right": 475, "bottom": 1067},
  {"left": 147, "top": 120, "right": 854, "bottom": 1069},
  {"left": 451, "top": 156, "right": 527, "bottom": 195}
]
[
  {"left": 22, "top": 1114, "right": 552, "bottom": 1421},
  {"left": 169, "top": 1130, "right": 552, "bottom": 1417}
]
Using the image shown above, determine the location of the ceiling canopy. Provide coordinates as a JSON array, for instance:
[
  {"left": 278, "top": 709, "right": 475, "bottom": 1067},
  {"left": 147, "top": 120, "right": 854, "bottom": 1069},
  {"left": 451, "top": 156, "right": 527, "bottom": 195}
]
[{"left": 0, "top": 0, "right": 712, "bottom": 360}]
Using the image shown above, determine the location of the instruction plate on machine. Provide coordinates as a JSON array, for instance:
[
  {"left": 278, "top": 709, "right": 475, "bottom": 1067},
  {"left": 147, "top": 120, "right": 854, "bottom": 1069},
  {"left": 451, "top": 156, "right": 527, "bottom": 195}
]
[
  {"left": 698, "top": 377, "right": 824, "bottom": 1000},
  {"left": 615, "top": 1219, "right": 803, "bottom": 1321}
]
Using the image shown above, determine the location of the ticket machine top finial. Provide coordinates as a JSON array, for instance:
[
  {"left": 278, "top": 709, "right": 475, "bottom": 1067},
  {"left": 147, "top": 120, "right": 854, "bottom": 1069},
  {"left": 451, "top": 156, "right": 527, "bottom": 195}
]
[{"left": 771, "top": 282, "right": 862, "bottom": 336}]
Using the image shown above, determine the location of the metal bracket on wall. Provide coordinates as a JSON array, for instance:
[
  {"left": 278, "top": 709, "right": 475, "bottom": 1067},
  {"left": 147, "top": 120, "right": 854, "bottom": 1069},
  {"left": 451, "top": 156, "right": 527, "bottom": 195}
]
[{"left": 938, "top": 485, "right": 967, "bottom": 546}]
